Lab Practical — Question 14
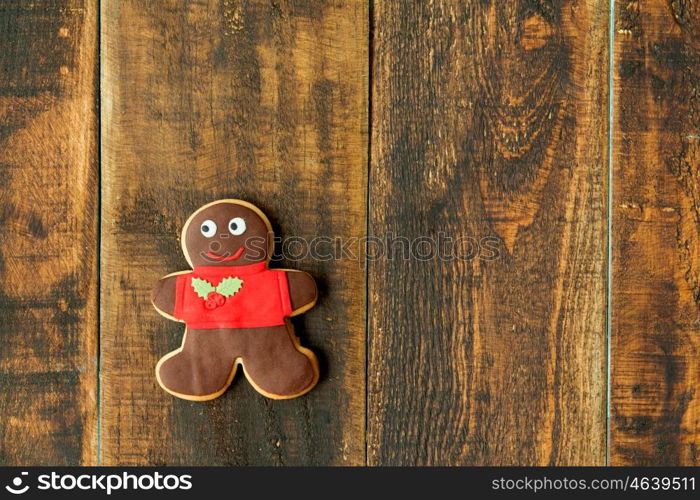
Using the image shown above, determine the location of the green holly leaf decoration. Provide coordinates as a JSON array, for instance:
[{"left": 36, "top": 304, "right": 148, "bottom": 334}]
[
  {"left": 216, "top": 277, "right": 243, "bottom": 298},
  {"left": 191, "top": 278, "right": 216, "bottom": 299}
]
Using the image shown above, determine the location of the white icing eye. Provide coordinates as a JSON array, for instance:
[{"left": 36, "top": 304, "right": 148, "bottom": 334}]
[
  {"left": 228, "top": 217, "right": 246, "bottom": 236},
  {"left": 200, "top": 220, "right": 217, "bottom": 238}
]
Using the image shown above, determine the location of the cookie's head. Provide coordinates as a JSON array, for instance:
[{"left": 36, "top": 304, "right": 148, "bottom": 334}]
[{"left": 181, "top": 200, "right": 273, "bottom": 267}]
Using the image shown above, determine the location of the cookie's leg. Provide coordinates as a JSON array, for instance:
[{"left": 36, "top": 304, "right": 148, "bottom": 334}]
[
  {"left": 156, "top": 328, "right": 240, "bottom": 400},
  {"left": 240, "top": 324, "right": 319, "bottom": 399}
]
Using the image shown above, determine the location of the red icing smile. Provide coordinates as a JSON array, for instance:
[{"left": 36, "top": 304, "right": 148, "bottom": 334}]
[{"left": 205, "top": 247, "right": 245, "bottom": 262}]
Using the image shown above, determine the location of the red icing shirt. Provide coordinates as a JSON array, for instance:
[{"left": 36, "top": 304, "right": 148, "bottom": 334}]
[{"left": 173, "top": 262, "right": 292, "bottom": 329}]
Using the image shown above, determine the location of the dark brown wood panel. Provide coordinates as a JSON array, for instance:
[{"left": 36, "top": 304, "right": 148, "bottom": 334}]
[
  {"left": 0, "top": 0, "right": 98, "bottom": 465},
  {"left": 369, "top": 1, "right": 608, "bottom": 465},
  {"left": 612, "top": 0, "right": 700, "bottom": 465},
  {"left": 101, "top": 0, "right": 367, "bottom": 465}
]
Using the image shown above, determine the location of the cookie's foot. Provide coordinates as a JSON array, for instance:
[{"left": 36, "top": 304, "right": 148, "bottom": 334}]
[
  {"left": 241, "top": 325, "right": 319, "bottom": 399},
  {"left": 156, "top": 331, "right": 237, "bottom": 400}
]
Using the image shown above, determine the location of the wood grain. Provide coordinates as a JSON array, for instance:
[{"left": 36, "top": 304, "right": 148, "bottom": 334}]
[
  {"left": 101, "top": 0, "right": 367, "bottom": 465},
  {"left": 369, "top": 0, "right": 608, "bottom": 465},
  {"left": 612, "top": 0, "right": 700, "bottom": 465},
  {"left": 0, "top": 0, "right": 98, "bottom": 465}
]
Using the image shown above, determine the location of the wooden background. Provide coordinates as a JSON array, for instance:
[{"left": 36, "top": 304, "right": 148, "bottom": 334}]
[{"left": 0, "top": 0, "right": 697, "bottom": 465}]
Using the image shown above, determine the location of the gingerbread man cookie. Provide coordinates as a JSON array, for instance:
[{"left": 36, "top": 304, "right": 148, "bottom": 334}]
[{"left": 151, "top": 200, "right": 319, "bottom": 400}]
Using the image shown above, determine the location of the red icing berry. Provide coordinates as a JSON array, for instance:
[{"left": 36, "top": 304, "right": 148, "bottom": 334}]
[{"left": 205, "top": 291, "right": 226, "bottom": 309}]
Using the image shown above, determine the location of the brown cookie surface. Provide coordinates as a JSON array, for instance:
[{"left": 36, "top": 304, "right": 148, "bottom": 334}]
[
  {"left": 182, "top": 200, "right": 273, "bottom": 267},
  {"left": 152, "top": 199, "right": 320, "bottom": 401}
]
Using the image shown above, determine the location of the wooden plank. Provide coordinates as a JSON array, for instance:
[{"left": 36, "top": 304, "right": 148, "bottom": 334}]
[
  {"left": 612, "top": 0, "right": 700, "bottom": 465},
  {"left": 369, "top": 1, "right": 608, "bottom": 465},
  {"left": 101, "top": 0, "right": 367, "bottom": 465},
  {"left": 0, "top": 0, "right": 98, "bottom": 465}
]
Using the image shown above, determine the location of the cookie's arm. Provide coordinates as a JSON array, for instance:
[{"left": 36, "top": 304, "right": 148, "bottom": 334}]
[
  {"left": 286, "top": 271, "right": 318, "bottom": 315},
  {"left": 151, "top": 275, "right": 179, "bottom": 317}
]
